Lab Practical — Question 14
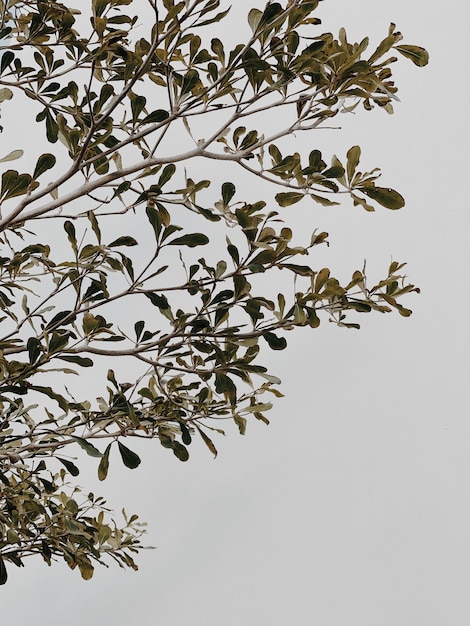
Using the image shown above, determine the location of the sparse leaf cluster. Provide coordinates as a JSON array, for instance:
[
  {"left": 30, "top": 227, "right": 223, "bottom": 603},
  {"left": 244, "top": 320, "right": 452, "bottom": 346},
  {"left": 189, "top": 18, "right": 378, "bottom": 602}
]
[{"left": 0, "top": 0, "right": 427, "bottom": 582}]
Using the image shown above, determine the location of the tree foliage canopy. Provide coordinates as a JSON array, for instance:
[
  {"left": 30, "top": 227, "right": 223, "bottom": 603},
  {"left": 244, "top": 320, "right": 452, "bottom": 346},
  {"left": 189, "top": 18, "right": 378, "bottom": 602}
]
[{"left": 0, "top": 0, "right": 427, "bottom": 584}]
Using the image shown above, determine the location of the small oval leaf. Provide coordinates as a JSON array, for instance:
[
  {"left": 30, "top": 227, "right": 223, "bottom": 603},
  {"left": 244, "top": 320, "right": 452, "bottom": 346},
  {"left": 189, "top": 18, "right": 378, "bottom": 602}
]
[
  {"left": 0, "top": 87, "right": 13, "bottom": 103},
  {"left": 172, "top": 441, "right": 190, "bottom": 462},
  {"left": 109, "top": 236, "right": 138, "bottom": 247},
  {"left": 395, "top": 45, "right": 429, "bottom": 67},
  {"left": 58, "top": 457, "right": 80, "bottom": 476},
  {"left": 33, "top": 153, "right": 56, "bottom": 178},
  {"left": 167, "top": 233, "right": 209, "bottom": 247},
  {"left": 58, "top": 355, "right": 94, "bottom": 367},
  {"left": 275, "top": 192, "right": 304, "bottom": 207},
  {"left": 117, "top": 441, "right": 141, "bottom": 469},
  {"left": 140, "top": 109, "right": 169, "bottom": 124},
  {"left": 98, "top": 443, "right": 112, "bottom": 481},
  {"left": 197, "top": 427, "right": 218, "bottom": 458},
  {"left": 222, "top": 181, "right": 236, "bottom": 206},
  {"left": 0, "top": 149, "right": 23, "bottom": 164},
  {"left": 346, "top": 145, "right": 361, "bottom": 182},
  {"left": 360, "top": 186, "right": 405, "bottom": 210},
  {"left": 72, "top": 436, "right": 103, "bottom": 458},
  {"left": 263, "top": 331, "right": 287, "bottom": 350}
]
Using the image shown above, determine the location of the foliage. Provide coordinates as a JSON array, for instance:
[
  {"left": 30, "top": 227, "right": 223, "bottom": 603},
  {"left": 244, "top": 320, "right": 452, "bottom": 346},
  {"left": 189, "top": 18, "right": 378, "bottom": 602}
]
[{"left": 0, "top": 0, "right": 427, "bottom": 583}]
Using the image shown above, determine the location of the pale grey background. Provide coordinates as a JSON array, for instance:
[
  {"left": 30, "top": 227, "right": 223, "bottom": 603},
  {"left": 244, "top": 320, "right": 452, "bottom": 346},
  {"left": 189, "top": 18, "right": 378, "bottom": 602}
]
[{"left": 2, "top": 1, "right": 469, "bottom": 624}]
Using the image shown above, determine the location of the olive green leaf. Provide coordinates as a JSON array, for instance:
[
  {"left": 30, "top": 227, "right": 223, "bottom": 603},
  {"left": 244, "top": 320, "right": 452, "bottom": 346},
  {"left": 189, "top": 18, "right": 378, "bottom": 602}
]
[
  {"left": 98, "top": 443, "right": 112, "bottom": 481},
  {"left": 275, "top": 192, "right": 304, "bottom": 207},
  {"left": 0, "top": 557, "right": 7, "bottom": 585},
  {"left": 72, "top": 436, "right": 103, "bottom": 458},
  {"left": 58, "top": 458, "right": 80, "bottom": 476},
  {"left": 0, "top": 149, "right": 23, "bottom": 163},
  {"left": 117, "top": 441, "right": 141, "bottom": 469},
  {"left": 360, "top": 186, "right": 405, "bottom": 210},
  {"left": 33, "top": 153, "right": 56, "bottom": 178},
  {"left": 263, "top": 332, "right": 287, "bottom": 350},
  {"left": 167, "top": 233, "right": 209, "bottom": 247},
  {"left": 395, "top": 45, "right": 429, "bottom": 67}
]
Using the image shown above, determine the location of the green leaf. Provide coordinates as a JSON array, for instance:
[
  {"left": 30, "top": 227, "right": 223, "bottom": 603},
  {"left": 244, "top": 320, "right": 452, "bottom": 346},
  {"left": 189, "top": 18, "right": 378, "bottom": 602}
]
[
  {"left": 72, "top": 436, "right": 103, "bottom": 458},
  {"left": 109, "top": 236, "right": 138, "bottom": 247},
  {"left": 87, "top": 211, "right": 102, "bottom": 243},
  {"left": 395, "top": 45, "right": 429, "bottom": 67},
  {"left": 180, "top": 422, "right": 192, "bottom": 445},
  {"left": 158, "top": 164, "right": 176, "bottom": 187},
  {"left": 45, "top": 110, "right": 59, "bottom": 143},
  {"left": 239, "top": 130, "right": 259, "bottom": 151},
  {"left": 27, "top": 337, "right": 42, "bottom": 365},
  {"left": 0, "top": 149, "right": 23, "bottom": 164},
  {"left": 0, "top": 87, "right": 12, "bottom": 103},
  {"left": 211, "top": 37, "right": 225, "bottom": 63},
  {"left": 215, "top": 372, "right": 236, "bottom": 405},
  {"left": 134, "top": 320, "right": 145, "bottom": 341},
  {"left": 64, "top": 220, "right": 77, "bottom": 250},
  {"left": 315, "top": 268, "right": 330, "bottom": 292},
  {"left": 221, "top": 181, "right": 235, "bottom": 205},
  {"left": 309, "top": 193, "right": 340, "bottom": 207},
  {"left": 349, "top": 301, "right": 372, "bottom": 313},
  {"left": 346, "top": 145, "right": 361, "bottom": 182},
  {"left": 145, "top": 205, "right": 161, "bottom": 239},
  {"left": 33, "top": 153, "right": 56, "bottom": 178},
  {"left": 58, "top": 355, "right": 94, "bottom": 367},
  {"left": 180, "top": 69, "right": 200, "bottom": 96},
  {"left": 98, "top": 443, "right": 112, "bottom": 481},
  {"left": 233, "top": 126, "right": 246, "bottom": 147},
  {"left": 351, "top": 192, "right": 375, "bottom": 212},
  {"left": 234, "top": 414, "right": 247, "bottom": 435},
  {"left": 49, "top": 330, "right": 70, "bottom": 353},
  {"left": 167, "top": 233, "right": 209, "bottom": 247},
  {"left": 198, "top": 6, "right": 231, "bottom": 27},
  {"left": 227, "top": 244, "right": 240, "bottom": 265},
  {"left": 93, "top": 0, "right": 108, "bottom": 18},
  {"left": 197, "top": 426, "right": 218, "bottom": 458},
  {"left": 78, "top": 559, "right": 94, "bottom": 581},
  {"left": 263, "top": 332, "right": 287, "bottom": 350},
  {"left": 248, "top": 8, "right": 262, "bottom": 33},
  {"left": 58, "top": 457, "right": 80, "bottom": 476},
  {"left": 172, "top": 441, "right": 189, "bottom": 462},
  {"left": 194, "top": 48, "right": 212, "bottom": 63},
  {"left": 140, "top": 109, "right": 169, "bottom": 125},
  {"left": 322, "top": 165, "right": 345, "bottom": 179},
  {"left": 121, "top": 254, "right": 134, "bottom": 281},
  {"left": 360, "top": 186, "right": 405, "bottom": 210},
  {"left": 0, "top": 50, "right": 14, "bottom": 75},
  {"left": 368, "top": 35, "right": 396, "bottom": 64},
  {"left": 396, "top": 304, "right": 412, "bottom": 317},
  {"left": 96, "top": 83, "right": 114, "bottom": 110},
  {"left": 215, "top": 260, "right": 227, "bottom": 279},
  {"left": 0, "top": 556, "right": 7, "bottom": 585},
  {"left": 117, "top": 441, "right": 141, "bottom": 469},
  {"left": 1, "top": 169, "right": 34, "bottom": 200},
  {"left": 30, "top": 385, "right": 69, "bottom": 412},
  {"left": 307, "top": 307, "right": 320, "bottom": 328},
  {"left": 45, "top": 310, "right": 74, "bottom": 330},
  {"left": 145, "top": 292, "right": 170, "bottom": 309},
  {"left": 275, "top": 192, "right": 304, "bottom": 207},
  {"left": 260, "top": 2, "right": 283, "bottom": 26},
  {"left": 130, "top": 94, "right": 146, "bottom": 123},
  {"left": 245, "top": 402, "right": 273, "bottom": 413},
  {"left": 279, "top": 263, "right": 313, "bottom": 276}
]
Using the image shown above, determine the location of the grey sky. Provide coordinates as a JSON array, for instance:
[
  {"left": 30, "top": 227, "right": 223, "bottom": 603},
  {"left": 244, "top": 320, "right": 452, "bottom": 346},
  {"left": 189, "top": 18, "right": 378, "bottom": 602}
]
[{"left": 2, "top": 1, "right": 469, "bottom": 624}]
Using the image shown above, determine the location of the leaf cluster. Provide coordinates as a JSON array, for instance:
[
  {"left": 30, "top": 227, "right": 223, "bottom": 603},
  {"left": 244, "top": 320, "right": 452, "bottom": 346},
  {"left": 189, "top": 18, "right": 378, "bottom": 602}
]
[{"left": 0, "top": 0, "right": 427, "bottom": 582}]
